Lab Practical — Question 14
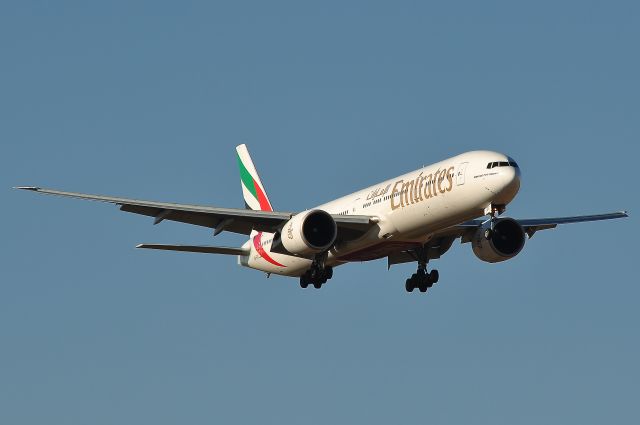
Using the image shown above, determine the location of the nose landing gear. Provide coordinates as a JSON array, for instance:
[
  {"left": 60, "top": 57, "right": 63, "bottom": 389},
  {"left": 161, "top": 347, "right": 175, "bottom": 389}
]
[{"left": 484, "top": 203, "right": 506, "bottom": 240}]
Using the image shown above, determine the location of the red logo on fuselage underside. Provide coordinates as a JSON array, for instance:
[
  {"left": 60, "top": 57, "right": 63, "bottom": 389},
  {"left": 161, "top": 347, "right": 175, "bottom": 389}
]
[{"left": 252, "top": 232, "right": 286, "bottom": 267}]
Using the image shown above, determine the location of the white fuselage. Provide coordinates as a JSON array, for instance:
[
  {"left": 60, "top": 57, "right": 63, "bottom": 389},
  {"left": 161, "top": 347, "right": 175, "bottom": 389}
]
[{"left": 240, "top": 150, "right": 521, "bottom": 277}]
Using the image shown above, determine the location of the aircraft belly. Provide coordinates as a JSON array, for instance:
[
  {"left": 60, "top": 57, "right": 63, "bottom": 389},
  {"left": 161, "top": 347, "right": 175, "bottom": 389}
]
[{"left": 333, "top": 241, "right": 422, "bottom": 262}]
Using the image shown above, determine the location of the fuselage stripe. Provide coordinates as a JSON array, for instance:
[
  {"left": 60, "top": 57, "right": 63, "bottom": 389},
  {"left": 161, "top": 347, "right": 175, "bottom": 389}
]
[{"left": 253, "top": 232, "right": 286, "bottom": 267}]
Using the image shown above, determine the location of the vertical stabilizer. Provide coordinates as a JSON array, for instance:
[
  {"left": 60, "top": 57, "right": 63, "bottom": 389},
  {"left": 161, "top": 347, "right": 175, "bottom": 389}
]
[{"left": 236, "top": 144, "right": 273, "bottom": 212}]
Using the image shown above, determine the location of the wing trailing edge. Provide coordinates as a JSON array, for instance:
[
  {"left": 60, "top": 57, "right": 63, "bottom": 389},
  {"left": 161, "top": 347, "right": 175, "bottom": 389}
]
[
  {"left": 15, "top": 186, "right": 376, "bottom": 241},
  {"left": 136, "top": 244, "right": 248, "bottom": 255}
]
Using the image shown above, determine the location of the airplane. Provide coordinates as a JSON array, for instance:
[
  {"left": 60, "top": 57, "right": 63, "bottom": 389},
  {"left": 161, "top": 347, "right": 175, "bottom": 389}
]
[{"left": 16, "top": 144, "right": 628, "bottom": 293}]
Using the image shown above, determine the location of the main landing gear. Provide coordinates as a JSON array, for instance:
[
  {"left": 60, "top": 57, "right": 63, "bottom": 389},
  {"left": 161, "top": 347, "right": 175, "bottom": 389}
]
[
  {"left": 300, "top": 255, "right": 333, "bottom": 289},
  {"left": 405, "top": 260, "right": 439, "bottom": 293},
  {"left": 404, "top": 243, "right": 443, "bottom": 294}
]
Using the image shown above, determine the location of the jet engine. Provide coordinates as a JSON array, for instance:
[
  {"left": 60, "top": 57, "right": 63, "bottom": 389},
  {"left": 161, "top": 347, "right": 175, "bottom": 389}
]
[
  {"left": 472, "top": 218, "right": 526, "bottom": 263},
  {"left": 280, "top": 209, "right": 337, "bottom": 256}
]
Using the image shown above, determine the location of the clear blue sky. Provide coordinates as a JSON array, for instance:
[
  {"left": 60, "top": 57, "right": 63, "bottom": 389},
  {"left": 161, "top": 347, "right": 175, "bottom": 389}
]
[{"left": 2, "top": 1, "right": 638, "bottom": 424}]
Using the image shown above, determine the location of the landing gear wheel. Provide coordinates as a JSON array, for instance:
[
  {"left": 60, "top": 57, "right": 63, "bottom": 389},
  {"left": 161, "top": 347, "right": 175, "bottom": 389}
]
[
  {"left": 325, "top": 267, "right": 333, "bottom": 280},
  {"left": 418, "top": 280, "right": 428, "bottom": 292},
  {"left": 405, "top": 278, "right": 415, "bottom": 292},
  {"left": 429, "top": 269, "right": 439, "bottom": 284},
  {"left": 405, "top": 244, "right": 443, "bottom": 293},
  {"left": 303, "top": 255, "right": 333, "bottom": 290},
  {"left": 300, "top": 275, "right": 309, "bottom": 288},
  {"left": 405, "top": 267, "right": 440, "bottom": 293}
]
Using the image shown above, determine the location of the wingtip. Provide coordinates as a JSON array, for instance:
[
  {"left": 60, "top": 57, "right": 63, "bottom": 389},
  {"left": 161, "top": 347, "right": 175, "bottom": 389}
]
[
  {"left": 135, "top": 244, "right": 145, "bottom": 249},
  {"left": 14, "top": 186, "right": 40, "bottom": 191}
]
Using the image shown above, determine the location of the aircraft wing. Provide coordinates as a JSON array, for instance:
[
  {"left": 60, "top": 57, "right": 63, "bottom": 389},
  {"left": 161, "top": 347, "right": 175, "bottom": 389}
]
[
  {"left": 15, "top": 187, "right": 374, "bottom": 239},
  {"left": 449, "top": 211, "right": 629, "bottom": 239},
  {"left": 387, "top": 211, "right": 628, "bottom": 267}
]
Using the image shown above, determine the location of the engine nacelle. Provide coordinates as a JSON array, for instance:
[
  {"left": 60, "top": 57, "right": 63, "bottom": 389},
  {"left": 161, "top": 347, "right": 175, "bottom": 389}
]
[
  {"left": 281, "top": 209, "right": 337, "bottom": 256},
  {"left": 472, "top": 218, "right": 526, "bottom": 263}
]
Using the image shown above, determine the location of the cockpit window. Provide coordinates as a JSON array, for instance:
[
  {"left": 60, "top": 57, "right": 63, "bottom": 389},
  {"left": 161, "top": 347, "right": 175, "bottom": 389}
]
[{"left": 487, "top": 161, "right": 519, "bottom": 169}]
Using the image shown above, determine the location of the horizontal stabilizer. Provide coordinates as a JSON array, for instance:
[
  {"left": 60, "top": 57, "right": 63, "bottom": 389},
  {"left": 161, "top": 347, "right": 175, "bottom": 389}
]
[{"left": 136, "top": 244, "right": 248, "bottom": 255}]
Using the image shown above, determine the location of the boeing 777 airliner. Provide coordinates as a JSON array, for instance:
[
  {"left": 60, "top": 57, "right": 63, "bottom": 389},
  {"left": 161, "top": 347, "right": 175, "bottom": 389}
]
[{"left": 17, "top": 145, "right": 628, "bottom": 293}]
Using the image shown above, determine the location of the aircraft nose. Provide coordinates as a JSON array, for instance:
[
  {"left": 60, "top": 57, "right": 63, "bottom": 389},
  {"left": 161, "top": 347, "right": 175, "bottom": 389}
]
[
  {"left": 503, "top": 164, "right": 521, "bottom": 195},
  {"left": 488, "top": 161, "right": 521, "bottom": 203}
]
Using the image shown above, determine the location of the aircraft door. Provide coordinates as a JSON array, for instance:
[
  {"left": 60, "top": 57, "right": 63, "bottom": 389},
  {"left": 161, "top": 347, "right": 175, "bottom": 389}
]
[{"left": 456, "top": 162, "right": 468, "bottom": 185}]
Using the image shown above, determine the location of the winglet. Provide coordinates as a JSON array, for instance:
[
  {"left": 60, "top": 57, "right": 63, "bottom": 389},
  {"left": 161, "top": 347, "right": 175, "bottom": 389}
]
[{"left": 14, "top": 186, "right": 41, "bottom": 191}]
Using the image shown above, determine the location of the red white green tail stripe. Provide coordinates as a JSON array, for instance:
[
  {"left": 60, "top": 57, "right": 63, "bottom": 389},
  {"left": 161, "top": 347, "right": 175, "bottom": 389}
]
[
  {"left": 236, "top": 144, "right": 284, "bottom": 267},
  {"left": 236, "top": 144, "right": 273, "bottom": 212}
]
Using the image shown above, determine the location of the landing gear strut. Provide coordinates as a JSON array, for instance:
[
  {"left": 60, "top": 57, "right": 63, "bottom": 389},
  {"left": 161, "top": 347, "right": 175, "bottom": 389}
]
[
  {"left": 484, "top": 204, "right": 506, "bottom": 240},
  {"left": 405, "top": 258, "right": 439, "bottom": 293},
  {"left": 299, "top": 254, "right": 333, "bottom": 289}
]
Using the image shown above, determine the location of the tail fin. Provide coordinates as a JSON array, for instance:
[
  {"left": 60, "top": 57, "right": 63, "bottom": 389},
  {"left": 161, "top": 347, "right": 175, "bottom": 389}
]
[{"left": 236, "top": 144, "right": 273, "bottom": 212}]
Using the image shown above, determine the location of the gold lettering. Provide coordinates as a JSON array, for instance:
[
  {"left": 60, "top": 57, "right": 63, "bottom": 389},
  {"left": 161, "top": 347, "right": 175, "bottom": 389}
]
[
  {"left": 417, "top": 174, "right": 425, "bottom": 202},
  {"left": 438, "top": 168, "right": 448, "bottom": 194},
  {"left": 432, "top": 169, "right": 441, "bottom": 196},
  {"left": 446, "top": 166, "right": 455, "bottom": 192},
  {"left": 402, "top": 180, "right": 414, "bottom": 206},
  {"left": 389, "top": 167, "right": 454, "bottom": 210},
  {"left": 390, "top": 180, "right": 403, "bottom": 210},
  {"left": 413, "top": 172, "right": 423, "bottom": 203},
  {"left": 423, "top": 173, "right": 433, "bottom": 199}
]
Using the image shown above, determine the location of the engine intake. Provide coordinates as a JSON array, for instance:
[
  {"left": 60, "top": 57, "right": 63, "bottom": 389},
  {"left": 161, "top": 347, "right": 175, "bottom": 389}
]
[
  {"left": 472, "top": 218, "right": 526, "bottom": 263},
  {"left": 280, "top": 209, "right": 337, "bottom": 256}
]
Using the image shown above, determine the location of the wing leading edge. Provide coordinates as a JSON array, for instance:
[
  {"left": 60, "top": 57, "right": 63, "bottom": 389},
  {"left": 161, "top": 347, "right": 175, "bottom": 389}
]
[
  {"left": 386, "top": 211, "right": 628, "bottom": 268},
  {"left": 15, "top": 186, "right": 374, "bottom": 239},
  {"left": 451, "top": 211, "right": 629, "bottom": 238}
]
